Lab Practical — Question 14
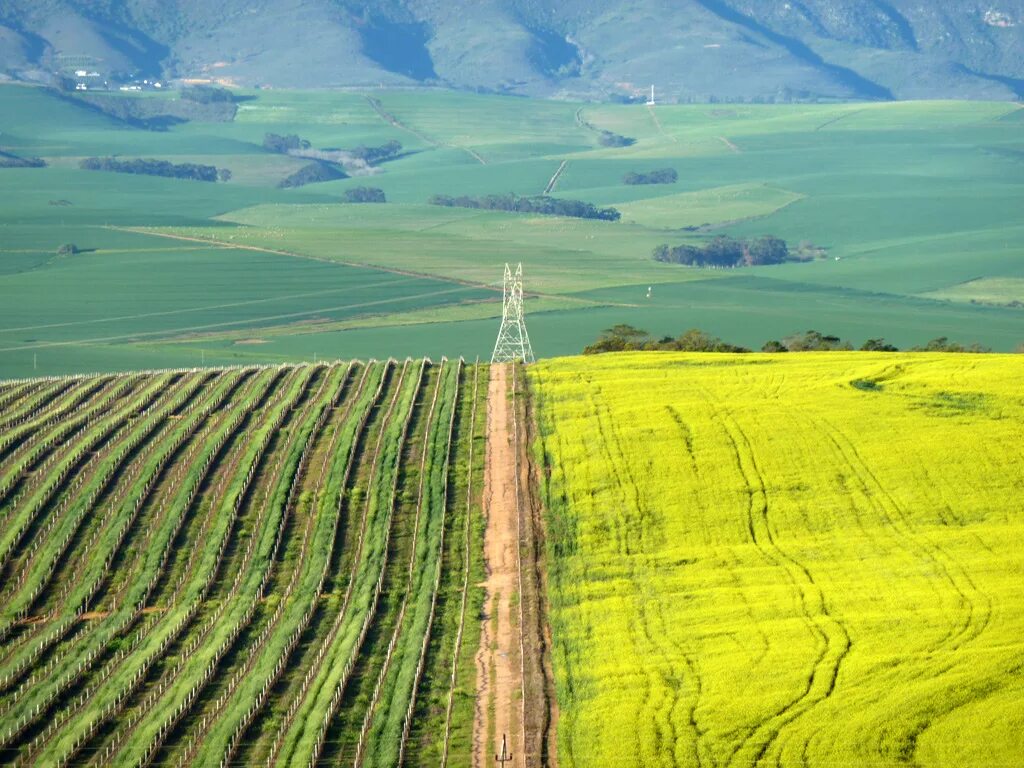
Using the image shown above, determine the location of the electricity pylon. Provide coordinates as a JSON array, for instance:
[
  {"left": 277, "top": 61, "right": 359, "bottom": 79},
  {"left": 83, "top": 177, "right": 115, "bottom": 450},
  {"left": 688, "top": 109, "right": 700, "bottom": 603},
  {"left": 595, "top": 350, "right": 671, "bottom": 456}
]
[{"left": 491, "top": 263, "right": 535, "bottom": 364}]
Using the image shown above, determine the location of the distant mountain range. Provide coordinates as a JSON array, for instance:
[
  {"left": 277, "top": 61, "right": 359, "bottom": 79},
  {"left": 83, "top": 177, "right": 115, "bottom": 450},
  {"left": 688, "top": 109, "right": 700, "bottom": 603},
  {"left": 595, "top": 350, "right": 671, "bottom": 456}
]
[{"left": 1, "top": 0, "right": 1022, "bottom": 100}]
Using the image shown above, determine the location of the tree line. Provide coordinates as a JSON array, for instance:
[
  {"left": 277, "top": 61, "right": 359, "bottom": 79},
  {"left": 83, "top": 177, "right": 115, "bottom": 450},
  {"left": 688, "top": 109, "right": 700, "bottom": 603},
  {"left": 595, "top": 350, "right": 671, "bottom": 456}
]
[
  {"left": 598, "top": 130, "right": 635, "bottom": 147},
  {"left": 278, "top": 162, "right": 345, "bottom": 189},
  {"left": 347, "top": 140, "right": 403, "bottom": 164},
  {"left": 265, "top": 135, "right": 403, "bottom": 189},
  {"left": 624, "top": 168, "right": 677, "bottom": 185},
  {"left": 0, "top": 151, "right": 46, "bottom": 168},
  {"left": 654, "top": 235, "right": 791, "bottom": 267},
  {"left": 62, "top": 86, "right": 238, "bottom": 130},
  {"left": 263, "top": 134, "right": 402, "bottom": 165},
  {"left": 429, "top": 193, "right": 621, "bottom": 221},
  {"left": 79, "top": 157, "right": 230, "bottom": 182},
  {"left": 342, "top": 187, "right": 386, "bottom": 203},
  {"left": 263, "top": 133, "right": 311, "bottom": 153},
  {"left": 584, "top": 325, "right": 1002, "bottom": 355}
]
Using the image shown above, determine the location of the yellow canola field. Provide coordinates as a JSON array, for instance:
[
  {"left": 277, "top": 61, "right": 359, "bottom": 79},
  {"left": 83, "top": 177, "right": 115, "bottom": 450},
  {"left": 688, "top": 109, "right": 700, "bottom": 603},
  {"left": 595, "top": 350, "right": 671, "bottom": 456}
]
[{"left": 530, "top": 353, "right": 1024, "bottom": 768}]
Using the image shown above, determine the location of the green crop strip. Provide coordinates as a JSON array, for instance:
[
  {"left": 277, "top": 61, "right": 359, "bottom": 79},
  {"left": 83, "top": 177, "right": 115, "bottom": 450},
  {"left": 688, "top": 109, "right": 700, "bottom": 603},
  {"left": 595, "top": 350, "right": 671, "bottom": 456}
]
[{"left": 0, "top": 360, "right": 491, "bottom": 767}]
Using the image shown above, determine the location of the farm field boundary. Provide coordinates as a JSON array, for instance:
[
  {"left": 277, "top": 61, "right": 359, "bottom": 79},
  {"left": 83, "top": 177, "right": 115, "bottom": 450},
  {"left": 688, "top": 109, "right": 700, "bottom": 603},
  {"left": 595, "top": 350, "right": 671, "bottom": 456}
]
[{"left": 530, "top": 351, "right": 1024, "bottom": 768}]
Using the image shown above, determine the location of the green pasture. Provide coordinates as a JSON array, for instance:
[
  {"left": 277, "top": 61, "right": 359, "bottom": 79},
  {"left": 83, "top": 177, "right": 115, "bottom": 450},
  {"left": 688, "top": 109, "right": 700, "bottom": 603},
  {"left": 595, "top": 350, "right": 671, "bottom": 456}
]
[
  {"left": 0, "top": 228, "right": 492, "bottom": 377},
  {"left": 1, "top": 83, "right": 1022, "bottom": 376},
  {"left": 615, "top": 183, "right": 803, "bottom": 228},
  {"left": 923, "top": 276, "right": 1024, "bottom": 305}
]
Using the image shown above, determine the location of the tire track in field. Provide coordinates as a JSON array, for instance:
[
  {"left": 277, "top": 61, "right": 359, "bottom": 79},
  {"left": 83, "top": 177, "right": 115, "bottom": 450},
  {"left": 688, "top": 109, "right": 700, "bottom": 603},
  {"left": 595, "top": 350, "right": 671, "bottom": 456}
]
[
  {"left": 103, "top": 226, "right": 498, "bottom": 292},
  {"left": 583, "top": 378, "right": 708, "bottom": 767},
  {"left": 716, "top": 136, "right": 741, "bottom": 153},
  {"left": 716, "top": 411, "right": 850, "bottom": 768},
  {"left": 0, "top": 285, "right": 479, "bottom": 353},
  {"left": 647, "top": 106, "right": 678, "bottom": 144},
  {"left": 567, "top": 382, "right": 655, "bottom": 763},
  {"left": 0, "top": 279, "right": 421, "bottom": 335},
  {"left": 814, "top": 109, "right": 865, "bottom": 131},
  {"left": 645, "top": 592, "right": 706, "bottom": 768},
  {"left": 365, "top": 96, "right": 487, "bottom": 165},
  {"left": 812, "top": 419, "right": 993, "bottom": 765},
  {"left": 543, "top": 161, "right": 568, "bottom": 195},
  {"left": 820, "top": 420, "right": 990, "bottom": 654}
]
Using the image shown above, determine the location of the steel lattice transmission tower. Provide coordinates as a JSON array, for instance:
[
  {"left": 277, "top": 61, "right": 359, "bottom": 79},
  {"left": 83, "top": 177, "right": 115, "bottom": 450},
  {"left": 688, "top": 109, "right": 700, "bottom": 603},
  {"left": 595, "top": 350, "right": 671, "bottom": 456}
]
[{"left": 491, "top": 263, "right": 535, "bottom": 364}]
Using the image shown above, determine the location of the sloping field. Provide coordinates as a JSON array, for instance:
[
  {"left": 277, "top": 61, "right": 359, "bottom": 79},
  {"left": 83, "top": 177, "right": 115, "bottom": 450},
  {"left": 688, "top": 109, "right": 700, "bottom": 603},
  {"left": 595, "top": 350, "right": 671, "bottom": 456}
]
[
  {"left": 2, "top": 85, "right": 1023, "bottom": 376},
  {"left": 530, "top": 352, "right": 1024, "bottom": 768},
  {"left": 0, "top": 358, "right": 486, "bottom": 766}
]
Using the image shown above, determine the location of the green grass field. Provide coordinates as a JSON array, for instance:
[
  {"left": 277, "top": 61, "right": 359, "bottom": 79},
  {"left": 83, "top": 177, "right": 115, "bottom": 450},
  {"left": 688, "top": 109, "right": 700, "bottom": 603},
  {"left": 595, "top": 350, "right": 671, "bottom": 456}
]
[
  {"left": 1, "top": 84, "right": 1022, "bottom": 377},
  {"left": 531, "top": 352, "right": 1024, "bottom": 768}
]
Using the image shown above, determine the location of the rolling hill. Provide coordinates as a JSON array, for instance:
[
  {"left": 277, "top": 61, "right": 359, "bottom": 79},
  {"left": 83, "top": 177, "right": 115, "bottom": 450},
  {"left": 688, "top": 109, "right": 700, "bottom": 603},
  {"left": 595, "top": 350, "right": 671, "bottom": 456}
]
[{"left": 1, "top": 0, "right": 1023, "bottom": 100}]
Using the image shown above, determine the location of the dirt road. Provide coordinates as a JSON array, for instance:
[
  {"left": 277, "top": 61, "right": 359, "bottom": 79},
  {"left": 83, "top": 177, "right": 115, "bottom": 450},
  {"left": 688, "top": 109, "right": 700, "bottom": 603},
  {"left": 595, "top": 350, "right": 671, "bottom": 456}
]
[{"left": 474, "top": 364, "right": 525, "bottom": 767}]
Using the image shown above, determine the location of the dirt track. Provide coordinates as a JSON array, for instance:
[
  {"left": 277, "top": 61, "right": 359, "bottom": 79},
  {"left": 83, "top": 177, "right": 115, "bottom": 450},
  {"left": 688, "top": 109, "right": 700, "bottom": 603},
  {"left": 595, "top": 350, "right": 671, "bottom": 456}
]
[{"left": 474, "top": 364, "right": 525, "bottom": 767}]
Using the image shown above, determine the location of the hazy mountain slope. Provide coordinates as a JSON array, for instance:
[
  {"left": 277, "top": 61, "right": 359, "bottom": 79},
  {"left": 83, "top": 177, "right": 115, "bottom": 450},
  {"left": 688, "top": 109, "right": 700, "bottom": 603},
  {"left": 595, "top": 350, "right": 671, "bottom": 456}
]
[{"left": 1, "top": 0, "right": 1021, "bottom": 99}]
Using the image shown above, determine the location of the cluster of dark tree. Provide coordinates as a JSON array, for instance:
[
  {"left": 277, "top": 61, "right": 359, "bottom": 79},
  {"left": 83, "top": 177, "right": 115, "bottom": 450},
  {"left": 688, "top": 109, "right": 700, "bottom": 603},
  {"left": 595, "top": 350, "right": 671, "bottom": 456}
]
[
  {"left": 762, "top": 330, "right": 852, "bottom": 352},
  {"left": 263, "top": 136, "right": 400, "bottom": 181},
  {"left": 970, "top": 298, "right": 1023, "bottom": 309},
  {"left": 342, "top": 187, "right": 386, "bottom": 203},
  {"left": 764, "top": 332, "right": 997, "bottom": 353},
  {"left": 56, "top": 243, "right": 79, "bottom": 256},
  {"left": 278, "top": 162, "right": 346, "bottom": 189},
  {"left": 584, "top": 326, "right": 749, "bottom": 354},
  {"left": 598, "top": 130, "right": 636, "bottom": 148},
  {"left": 347, "top": 140, "right": 403, "bottom": 164},
  {"left": 623, "top": 168, "right": 677, "bottom": 185},
  {"left": 910, "top": 337, "right": 993, "bottom": 353},
  {"left": 263, "top": 133, "right": 311, "bottom": 153},
  {"left": 429, "top": 193, "right": 621, "bottom": 221},
  {"left": 584, "top": 326, "right": 1000, "bottom": 355},
  {"left": 575, "top": 111, "right": 636, "bottom": 147},
  {"left": 0, "top": 151, "right": 46, "bottom": 168},
  {"left": 80, "top": 157, "right": 230, "bottom": 182},
  {"left": 654, "top": 235, "right": 790, "bottom": 267}
]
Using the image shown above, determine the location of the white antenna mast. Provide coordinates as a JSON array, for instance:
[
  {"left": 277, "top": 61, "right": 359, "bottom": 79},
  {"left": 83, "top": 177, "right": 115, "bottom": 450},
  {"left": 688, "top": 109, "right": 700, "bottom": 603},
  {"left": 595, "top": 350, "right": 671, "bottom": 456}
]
[
  {"left": 490, "top": 263, "right": 535, "bottom": 364},
  {"left": 647, "top": 84, "right": 656, "bottom": 106}
]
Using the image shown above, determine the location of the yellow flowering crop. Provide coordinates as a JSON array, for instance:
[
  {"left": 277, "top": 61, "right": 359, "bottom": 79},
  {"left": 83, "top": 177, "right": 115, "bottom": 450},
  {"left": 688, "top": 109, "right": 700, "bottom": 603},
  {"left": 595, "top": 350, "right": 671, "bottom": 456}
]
[{"left": 530, "top": 352, "right": 1024, "bottom": 768}]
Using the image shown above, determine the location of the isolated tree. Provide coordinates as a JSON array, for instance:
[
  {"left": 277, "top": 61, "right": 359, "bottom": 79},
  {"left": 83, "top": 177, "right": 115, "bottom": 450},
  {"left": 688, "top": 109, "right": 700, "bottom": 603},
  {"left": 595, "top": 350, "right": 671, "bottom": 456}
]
[
  {"left": 56, "top": 243, "right": 78, "bottom": 256},
  {"left": 218, "top": 168, "right": 232, "bottom": 182}
]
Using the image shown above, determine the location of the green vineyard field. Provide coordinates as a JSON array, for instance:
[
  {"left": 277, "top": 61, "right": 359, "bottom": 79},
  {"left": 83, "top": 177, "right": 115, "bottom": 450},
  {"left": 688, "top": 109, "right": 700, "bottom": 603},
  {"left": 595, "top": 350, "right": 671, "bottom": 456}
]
[{"left": 0, "top": 359, "right": 486, "bottom": 767}]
